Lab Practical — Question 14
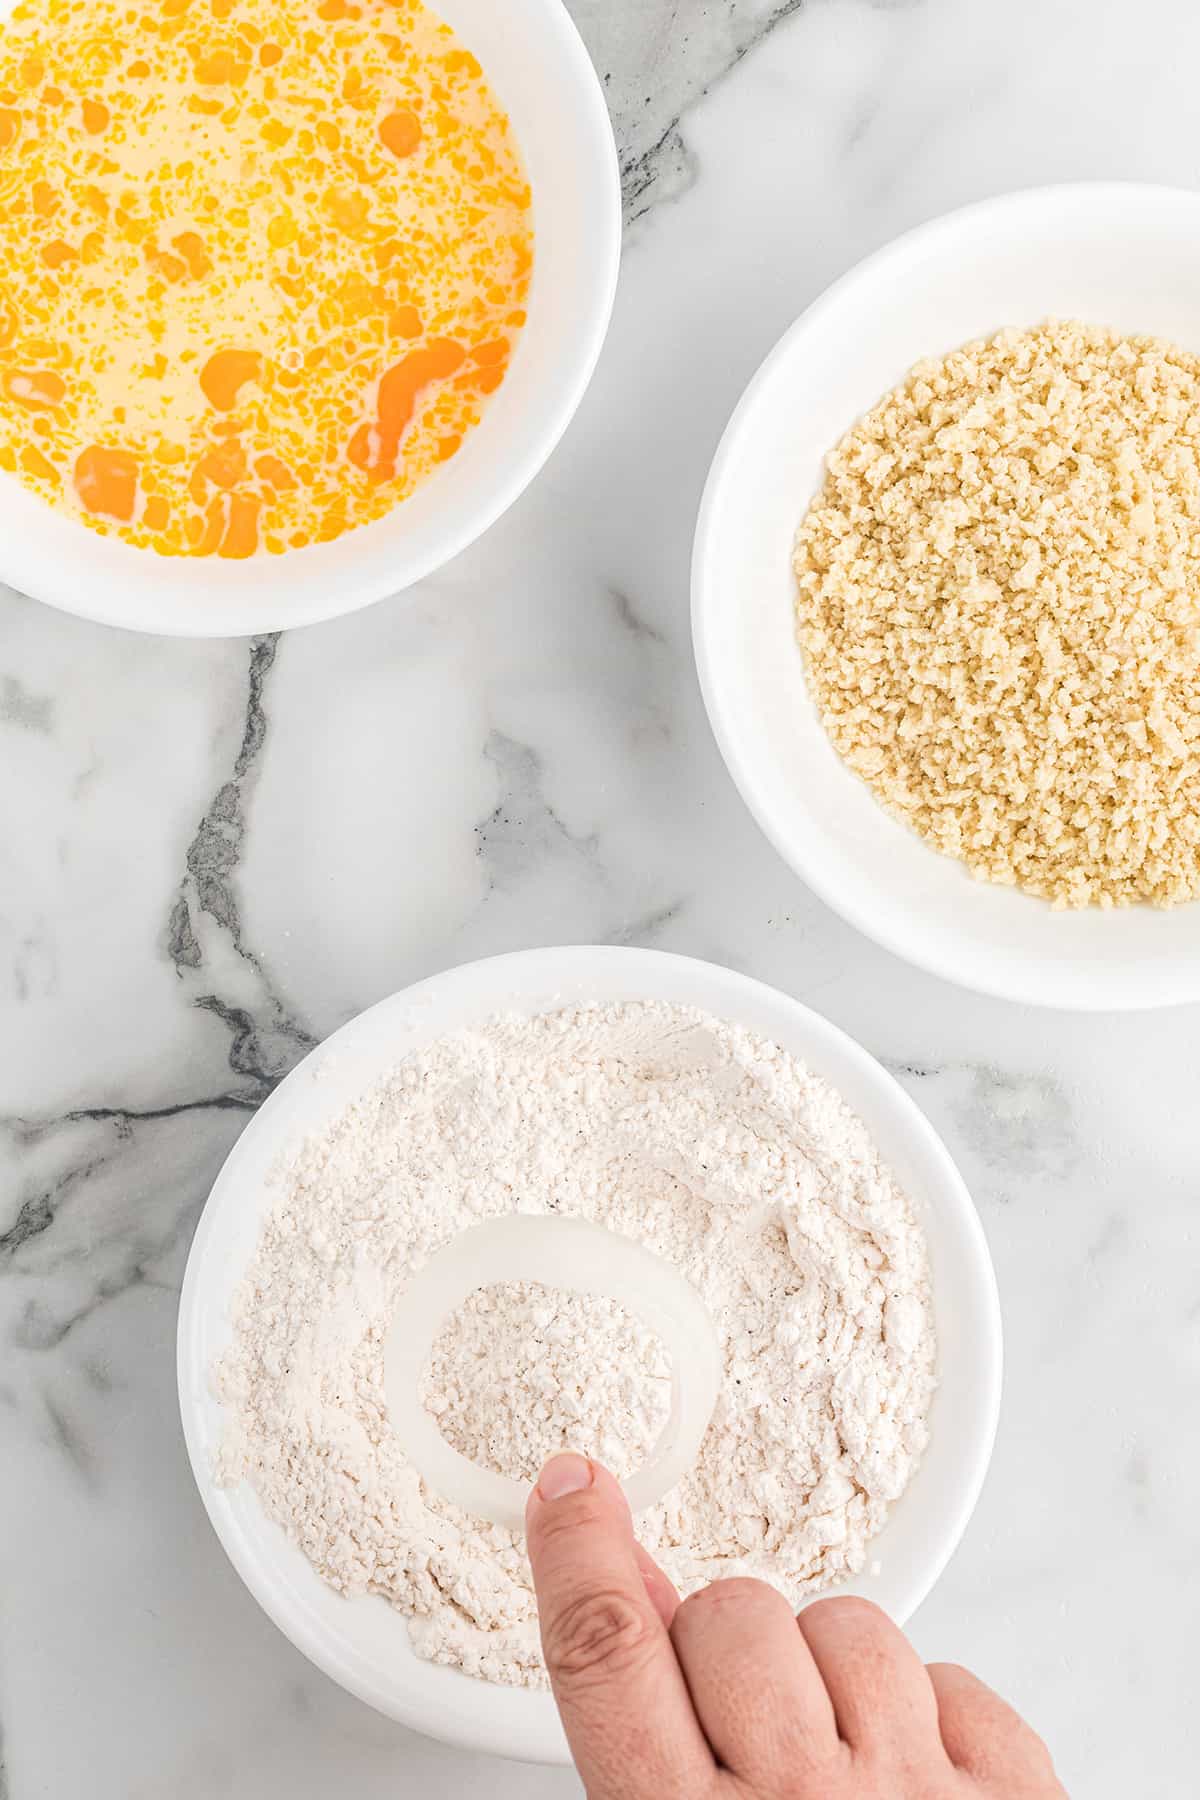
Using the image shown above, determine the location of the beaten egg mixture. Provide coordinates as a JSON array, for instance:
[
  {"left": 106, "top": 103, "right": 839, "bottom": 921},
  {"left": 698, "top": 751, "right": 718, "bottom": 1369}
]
[{"left": 0, "top": 0, "right": 532, "bottom": 557}]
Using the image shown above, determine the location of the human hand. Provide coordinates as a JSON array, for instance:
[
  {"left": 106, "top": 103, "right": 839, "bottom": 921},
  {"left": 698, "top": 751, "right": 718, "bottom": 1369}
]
[{"left": 526, "top": 1454, "right": 1067, "bottom": 1800}]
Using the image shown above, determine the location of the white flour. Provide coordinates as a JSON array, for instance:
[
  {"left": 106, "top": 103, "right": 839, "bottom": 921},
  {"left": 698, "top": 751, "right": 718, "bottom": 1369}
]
[
  {"left": 423, "top": 1281, "right": 673, "bottom": 1483},
  {"left": 215, "top": 1002, "right": 936, "bottom": 1688}
]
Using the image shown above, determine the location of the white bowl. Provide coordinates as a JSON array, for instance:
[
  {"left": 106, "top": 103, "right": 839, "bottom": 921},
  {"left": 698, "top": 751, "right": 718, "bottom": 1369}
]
[
  {"left": 0, "top": 0, "right": 619, "bottom": 637},
  {"left": 177, "top": 945, "right": 1001, "bottom": 1765},
  {"left": 693, "top": 183, "right": 1200, "bottom": 1011}
]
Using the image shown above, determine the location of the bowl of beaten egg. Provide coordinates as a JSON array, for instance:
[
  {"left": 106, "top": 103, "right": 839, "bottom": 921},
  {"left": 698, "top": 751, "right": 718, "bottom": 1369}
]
[
  {"left": 0, "top": 0, "right": 618, "bottom": 633},
  {"left": 694, "top": 183, "right": 1200, "bottom": 1011}
]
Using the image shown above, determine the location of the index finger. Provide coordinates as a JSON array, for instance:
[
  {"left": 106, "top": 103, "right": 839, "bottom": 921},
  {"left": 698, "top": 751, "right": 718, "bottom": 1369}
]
[{"left": 526, "top": 1456, "right": 716, "bottom": 1800}]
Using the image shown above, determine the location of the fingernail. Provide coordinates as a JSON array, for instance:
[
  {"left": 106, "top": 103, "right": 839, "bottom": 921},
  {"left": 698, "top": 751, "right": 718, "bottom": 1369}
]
[{"left": 536, "top": 1453, "right": 594, "bottom": 1502}]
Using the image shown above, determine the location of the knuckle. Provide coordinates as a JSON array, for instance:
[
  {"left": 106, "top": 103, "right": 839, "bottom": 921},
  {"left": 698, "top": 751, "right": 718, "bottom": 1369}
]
[
  {"left": 545, "top": 1588, "right": 658, "bottom": 1687},
  {"left": 806, "top": 1594, "right": 890, "bottom": 1633},
  {"left": 927, "top": 1660, "right": 973, "bottom": 1686},
  {"left": 803, "top": 1594, "right": 897, "bottom": 1669},
  {"left": 676, "top": 1575, "right": 779, "bottom": 1627}
]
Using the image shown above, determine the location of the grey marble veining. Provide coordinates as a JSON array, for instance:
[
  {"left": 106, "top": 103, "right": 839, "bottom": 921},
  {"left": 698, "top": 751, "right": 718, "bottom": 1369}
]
[
  {"left": 575, "top": 0, "right": 808, "bottom": 220},
  {"left": 3, "top": 0, "right": 1200, "bottom": 1795}
]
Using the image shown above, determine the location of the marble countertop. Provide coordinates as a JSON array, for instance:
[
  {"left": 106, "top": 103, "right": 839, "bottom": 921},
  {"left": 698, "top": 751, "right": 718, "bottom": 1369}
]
[{"left": 3, "top": 1, "right": 1198, "bottom": 1794}]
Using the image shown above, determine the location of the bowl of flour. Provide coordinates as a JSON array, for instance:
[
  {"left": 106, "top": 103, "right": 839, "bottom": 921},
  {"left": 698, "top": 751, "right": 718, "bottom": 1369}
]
[{"left": 177, "top": 946, "right": 1001, "bottom": 1764}]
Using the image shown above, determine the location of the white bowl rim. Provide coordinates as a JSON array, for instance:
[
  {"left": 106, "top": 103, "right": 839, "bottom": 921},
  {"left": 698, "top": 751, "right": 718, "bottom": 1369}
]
[
  {"left": 692, "top": 180, "right": 1200, "bottom": 1012},
  {"left": 177, "top": 943, "right": 1002, "bottom": 1765},
  {"left": 0, "top": 0, "right": 621, "bottom": 639}
]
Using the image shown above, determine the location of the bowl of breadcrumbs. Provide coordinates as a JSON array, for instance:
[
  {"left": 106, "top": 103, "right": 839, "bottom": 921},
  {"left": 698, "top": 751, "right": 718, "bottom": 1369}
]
[{"left": 694, "top": 183, "right": 1200, "bottom": 1010}]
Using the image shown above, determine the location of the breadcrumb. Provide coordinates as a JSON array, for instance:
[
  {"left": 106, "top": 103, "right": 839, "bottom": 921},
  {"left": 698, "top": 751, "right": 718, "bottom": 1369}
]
[{"left": 793, "top": 320, "right": 1200, "bottom": 908}]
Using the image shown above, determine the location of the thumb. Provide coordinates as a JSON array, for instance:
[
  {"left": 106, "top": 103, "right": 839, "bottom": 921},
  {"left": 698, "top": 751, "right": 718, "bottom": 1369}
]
[{"left": 525, "top": 1455, "right": 714, "bottom": 1799}]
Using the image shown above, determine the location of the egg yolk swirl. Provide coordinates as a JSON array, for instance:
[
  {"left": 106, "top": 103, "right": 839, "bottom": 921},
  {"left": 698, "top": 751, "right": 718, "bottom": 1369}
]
[{"left": 0, "top": 0, "right": 533, "bottom": 559}]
